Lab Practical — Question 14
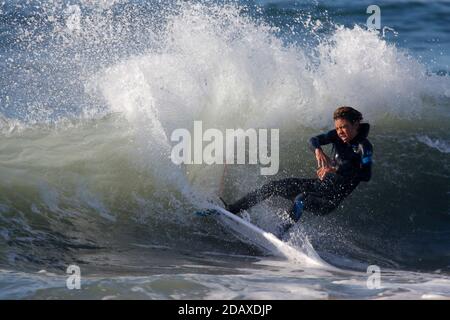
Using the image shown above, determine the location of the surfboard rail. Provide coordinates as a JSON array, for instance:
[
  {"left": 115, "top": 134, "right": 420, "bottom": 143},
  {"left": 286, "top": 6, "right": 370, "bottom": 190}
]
[{"left": 199, "top": 204, "right": 331, "bottom": 268}]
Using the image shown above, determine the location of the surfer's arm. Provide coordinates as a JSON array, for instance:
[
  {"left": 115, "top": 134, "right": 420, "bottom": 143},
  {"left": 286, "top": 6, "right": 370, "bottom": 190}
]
[
  {"left": 356, "top": 139, "right": 373, "bottom": 182},
  {"left": 308, "top": 130, "right": 338, "bottom": 152},
  {"left": 309, "top": 130, "right": 337, "bottom": 168}
]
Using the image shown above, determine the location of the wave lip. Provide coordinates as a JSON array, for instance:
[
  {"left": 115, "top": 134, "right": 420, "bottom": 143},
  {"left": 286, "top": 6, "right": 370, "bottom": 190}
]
[{"left": 417, "top": 135, "right": 450, "bottom": 154}]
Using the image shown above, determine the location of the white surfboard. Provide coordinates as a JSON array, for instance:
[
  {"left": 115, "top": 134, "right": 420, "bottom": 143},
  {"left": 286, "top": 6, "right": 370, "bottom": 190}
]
[{"left": 200, "top": 205, "right": 329, "bottom": 268}]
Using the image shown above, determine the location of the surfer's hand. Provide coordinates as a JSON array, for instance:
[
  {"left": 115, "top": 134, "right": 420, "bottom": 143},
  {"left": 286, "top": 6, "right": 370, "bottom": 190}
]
[
  {"left": 315, "top": 148, "right": 332, "bottom": 168},
  {"left": 317, "top": 167, "right": 336, "bottom": 180}
]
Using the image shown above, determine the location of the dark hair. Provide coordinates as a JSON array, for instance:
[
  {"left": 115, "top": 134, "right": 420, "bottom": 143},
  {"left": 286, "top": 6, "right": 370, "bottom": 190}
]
[{"left": 333, "top": 106, "right": 363, "bottom": 123}]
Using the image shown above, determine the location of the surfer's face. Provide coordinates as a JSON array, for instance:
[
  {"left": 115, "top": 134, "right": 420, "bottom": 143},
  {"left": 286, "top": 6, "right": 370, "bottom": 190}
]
[{"left": 335, "top": 118, "right": 359, "bottom": 143}]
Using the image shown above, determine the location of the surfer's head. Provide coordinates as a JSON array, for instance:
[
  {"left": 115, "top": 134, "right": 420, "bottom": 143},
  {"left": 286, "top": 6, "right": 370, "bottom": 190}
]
[{"left": 333, "top": 106, "right": 363, "bottom": 143}]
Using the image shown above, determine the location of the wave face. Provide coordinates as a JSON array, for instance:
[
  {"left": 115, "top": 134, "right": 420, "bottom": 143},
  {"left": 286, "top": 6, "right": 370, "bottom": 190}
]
[{"left": 0, "top": 0, "right": 450, "bottom": 296}]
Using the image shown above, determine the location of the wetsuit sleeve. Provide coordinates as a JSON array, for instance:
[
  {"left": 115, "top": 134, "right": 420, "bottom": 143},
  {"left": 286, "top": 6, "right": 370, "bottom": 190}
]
[
  {"left": 357, "top": 139, "right": 373, "bottom": 182},
  {"left": 308, "top": 130, "right": 338, "bottom": 152}
]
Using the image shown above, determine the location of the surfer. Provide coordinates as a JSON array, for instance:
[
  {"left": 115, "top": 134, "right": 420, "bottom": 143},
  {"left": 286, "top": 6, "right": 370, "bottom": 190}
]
[{"left": 223, "top": 106, "right": 373, "bottom": 227}]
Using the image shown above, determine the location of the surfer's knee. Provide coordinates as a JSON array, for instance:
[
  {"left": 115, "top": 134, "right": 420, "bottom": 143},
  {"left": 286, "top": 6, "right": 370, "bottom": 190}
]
[{"left": 289, "top": 194, "right": 305, "bottom": 222}]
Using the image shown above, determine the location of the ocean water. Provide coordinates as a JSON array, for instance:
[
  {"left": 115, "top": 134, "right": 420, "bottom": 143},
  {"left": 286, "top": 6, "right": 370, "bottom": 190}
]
[{"left": 0, "top": 0, "right": 449, "bottom": 299}]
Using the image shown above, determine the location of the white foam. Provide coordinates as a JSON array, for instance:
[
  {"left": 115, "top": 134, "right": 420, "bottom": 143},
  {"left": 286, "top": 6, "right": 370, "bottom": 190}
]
[
  {"left": 417, "top": 135, "right": 450, "bottom": 154},
  {"left": 92, "top": 3, "right": 448, "bottom": 134}
]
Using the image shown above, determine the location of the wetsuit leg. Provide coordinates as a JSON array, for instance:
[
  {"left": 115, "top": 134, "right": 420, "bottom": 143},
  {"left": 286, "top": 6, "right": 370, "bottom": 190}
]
[
  {"left": 301, "top": 192, "right": 342, "bottom": 216},
  {"left": 227, "top": 178, "right": 319, "bottom": 214},
  {"left": 276, "top": 192, "right": 341, "bottom": 237}
]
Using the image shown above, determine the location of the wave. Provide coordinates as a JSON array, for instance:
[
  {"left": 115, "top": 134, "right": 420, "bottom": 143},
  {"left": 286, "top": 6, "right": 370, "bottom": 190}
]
[{"left": 0, "top": 1, "right": 449, "bottom": 273}]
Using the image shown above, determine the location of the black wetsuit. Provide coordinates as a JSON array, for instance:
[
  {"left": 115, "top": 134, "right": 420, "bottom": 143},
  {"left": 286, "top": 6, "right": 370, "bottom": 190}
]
[{"left": 227, "top": 123, "right": 373, "bottom": 221}]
